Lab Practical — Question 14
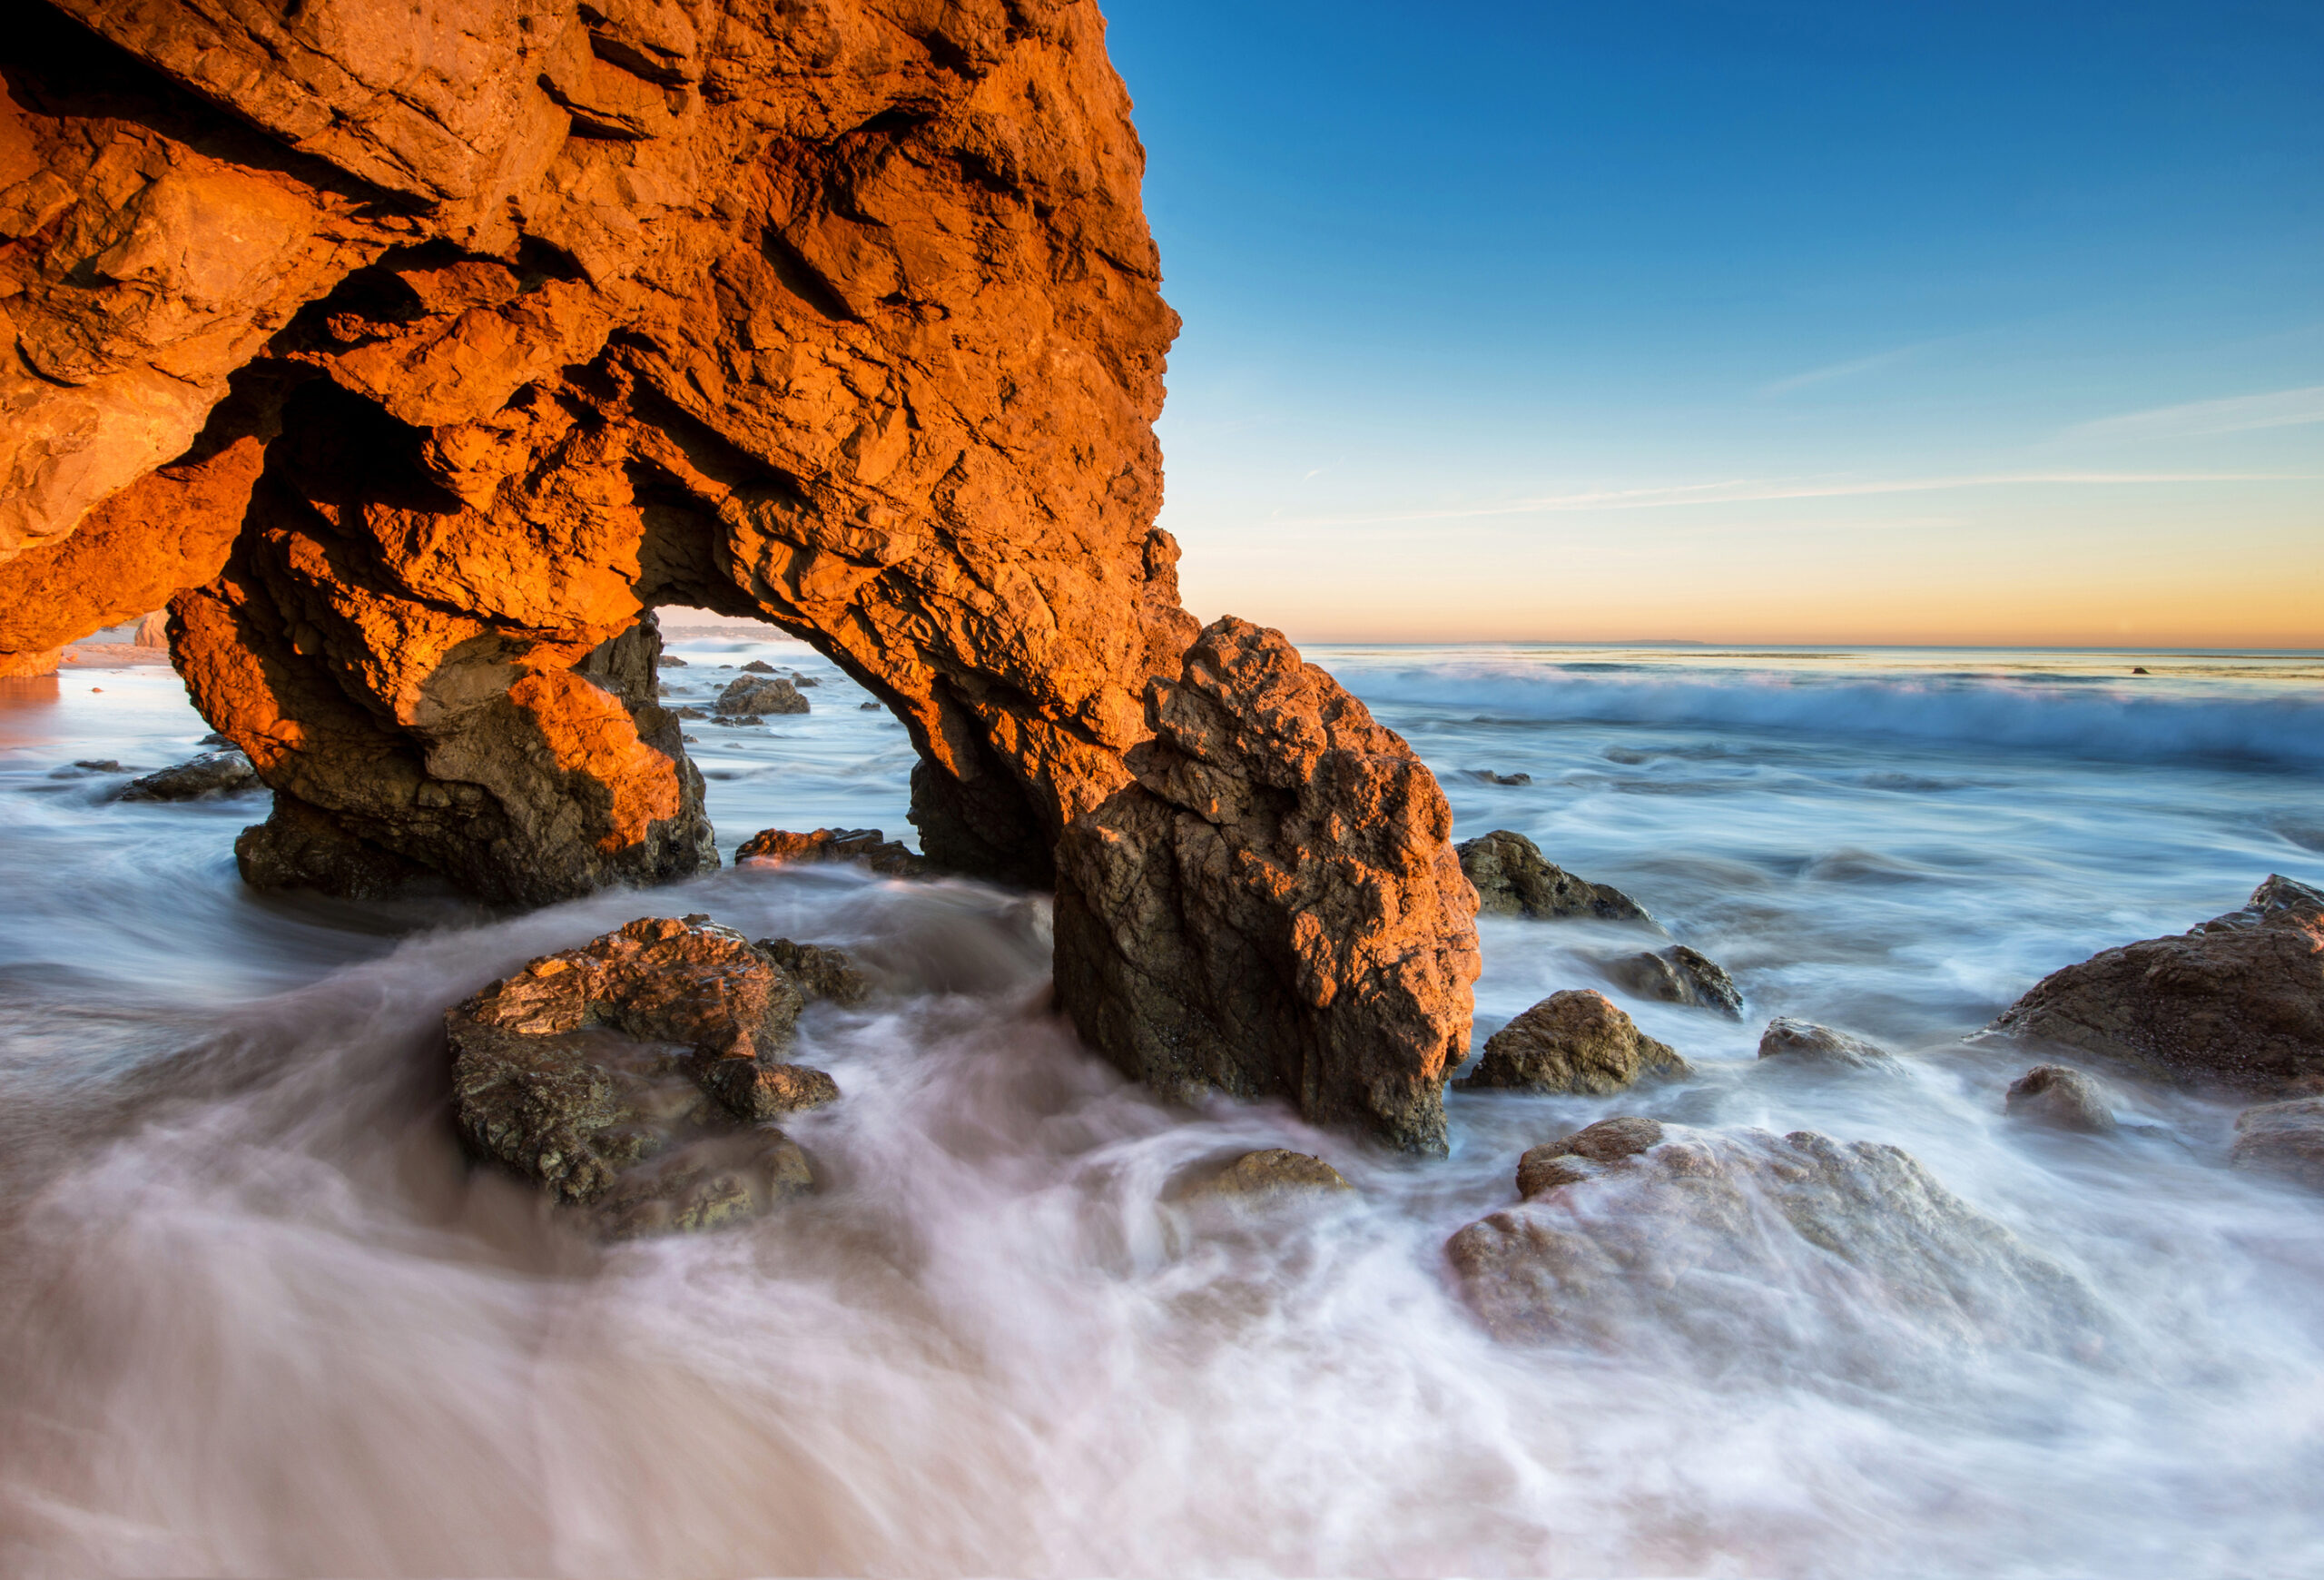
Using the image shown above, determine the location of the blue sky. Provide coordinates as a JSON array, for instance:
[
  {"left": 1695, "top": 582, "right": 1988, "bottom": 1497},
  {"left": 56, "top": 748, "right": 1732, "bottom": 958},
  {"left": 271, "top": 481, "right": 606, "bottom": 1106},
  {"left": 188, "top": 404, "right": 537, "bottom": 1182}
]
[{"left": 1101, "top": 0, "right": 2324, "bottom": 644}]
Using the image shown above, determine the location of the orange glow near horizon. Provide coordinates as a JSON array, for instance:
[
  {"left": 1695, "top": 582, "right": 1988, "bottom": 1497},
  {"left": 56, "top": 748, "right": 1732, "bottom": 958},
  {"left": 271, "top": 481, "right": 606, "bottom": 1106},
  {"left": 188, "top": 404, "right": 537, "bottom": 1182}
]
[{"left": 1166, "top": 477, "right": 2324, "bottom": 650}]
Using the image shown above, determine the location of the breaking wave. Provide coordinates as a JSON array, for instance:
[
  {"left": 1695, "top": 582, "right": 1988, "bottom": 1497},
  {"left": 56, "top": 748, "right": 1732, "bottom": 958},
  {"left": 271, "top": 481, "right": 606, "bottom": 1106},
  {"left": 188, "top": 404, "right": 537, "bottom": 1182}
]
[{"left": 1335, "top": 661, "right": 2324, "bottom": 768}]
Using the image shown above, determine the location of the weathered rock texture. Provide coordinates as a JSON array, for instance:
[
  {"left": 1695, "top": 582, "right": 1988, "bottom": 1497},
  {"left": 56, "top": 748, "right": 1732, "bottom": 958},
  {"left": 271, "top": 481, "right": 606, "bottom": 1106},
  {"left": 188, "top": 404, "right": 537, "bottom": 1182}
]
[
  {"left": 1457, "top": 830, "right": 1655, "bottom": 925},
  {"left": 0, "top": 0, "right": 1188, "bottom": 901},
  {"left": 0, "top": 1, "right": 1479, "bottom": 1145},
  {"left": 1054, "top": 618, "right": 1482, "bottom": 1152},
  {"left": 1447, "top": 1122, "right": 2104, "bottom": 1367},
  {"left": 1983, "top": 875, "right": 2324, "bottom": 1096},
  {"left": 447, "top": 914, "right": 830, "bottom": 1234},
  {"left": 1457, "top": 989, "right": 1687, "bottom": 1097}
]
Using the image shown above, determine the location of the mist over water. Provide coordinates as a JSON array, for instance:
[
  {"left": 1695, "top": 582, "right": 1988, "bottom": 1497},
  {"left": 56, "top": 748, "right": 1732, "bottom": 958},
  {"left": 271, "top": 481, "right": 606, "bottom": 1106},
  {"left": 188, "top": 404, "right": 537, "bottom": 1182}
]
[{"left": 2, "top": 641, "right": 2320, "bottom": 1577}]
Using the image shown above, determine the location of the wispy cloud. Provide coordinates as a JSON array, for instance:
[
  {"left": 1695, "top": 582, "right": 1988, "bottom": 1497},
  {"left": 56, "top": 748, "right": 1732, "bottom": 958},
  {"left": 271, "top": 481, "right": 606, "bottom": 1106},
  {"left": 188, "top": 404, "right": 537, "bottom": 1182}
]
[
  {"left": 1274, "top": 470, "right": 2309, "bottom": 529},
  {"left": 1760, "top": 344, "right": 1924, "bottom": 396},
  {"left": 2062, "top": 385, "right": 2324, "bottom": 444}
]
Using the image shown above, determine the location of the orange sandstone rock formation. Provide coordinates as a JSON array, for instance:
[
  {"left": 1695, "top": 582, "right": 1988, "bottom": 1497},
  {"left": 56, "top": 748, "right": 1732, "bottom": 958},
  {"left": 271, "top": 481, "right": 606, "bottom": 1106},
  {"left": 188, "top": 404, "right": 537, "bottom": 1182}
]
[
  {"left": 0, "top": 0, "right": 1479, "bottom": 1145},
  {"left": 1054, "top": 618, "right": 1482, "bottom": 1152}
]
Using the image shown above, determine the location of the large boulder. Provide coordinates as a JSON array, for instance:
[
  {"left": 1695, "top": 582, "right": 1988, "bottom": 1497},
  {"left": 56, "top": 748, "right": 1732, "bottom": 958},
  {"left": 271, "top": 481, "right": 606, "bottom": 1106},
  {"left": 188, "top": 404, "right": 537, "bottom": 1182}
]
[
  {"left": 446, "top": 915, "right": 838, "bottom": 1236},
  {"left": 1446, "top": 1121, "right": 2105, "bottom": 1367},
  {"left": 1456, "top": 830, "right": 1656, "bottom": 924},
  {"left": 1604, "top": 943, "right": 1744, "bottom": 1019},
  {"left": 1055, "top": 618, "right": 1481, "bottom": 1153},
  {"left": 1457, "top": 989, "right": 1688, "bottom": 1096},
  {"left": 1983, "top": 875, "right": 2324, "bottom": 1095}
]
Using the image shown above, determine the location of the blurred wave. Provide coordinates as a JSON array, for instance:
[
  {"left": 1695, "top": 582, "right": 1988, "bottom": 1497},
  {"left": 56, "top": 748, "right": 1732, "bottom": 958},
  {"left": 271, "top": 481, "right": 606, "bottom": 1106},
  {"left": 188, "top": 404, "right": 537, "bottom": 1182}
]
[{"left": 1340, "top": 658, "right": 2324, "bottom": 767}]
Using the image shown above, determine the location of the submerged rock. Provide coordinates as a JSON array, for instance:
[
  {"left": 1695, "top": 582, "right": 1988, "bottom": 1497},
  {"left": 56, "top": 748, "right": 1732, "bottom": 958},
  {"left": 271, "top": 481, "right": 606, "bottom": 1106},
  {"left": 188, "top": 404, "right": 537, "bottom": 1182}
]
[
  {"left": 755, "top": 938, "right": 873, "bottom": 1005},
  {"left": 715, "top": 675, "right": 810, "bottom": 716},
  {"left": 2229, "top": 1099, "right": 2324, "bottom": 1191},
  {"left": 2004, "top": 1065, "right": 2118, "bottom": 1134},
  {"left": 1456, "top": 830, "right": 1657, "bottom": 924},
  {"left": 736, "top": 826, "right": 928, "bottom": 879},
  {"left": 1758, "top": 1016, "right": 1893, "bottom": 1067},
  {"left": 1605, "top": 944, "right": 1745, "bottom": 1019},
  {"left": 1458, "top": 990, "right": 1688, "bottom": 1096},
  {"left": 1514, "top": 1115, "right": 1666, "bottom": 1196},
  {"left": 699, "top": 1060, "right": 842, "bottom": 1123},
  {"left": 1173, "top": 1149, "right": 1354, "bottom": 1202},
  {"left": 1982, "top": 874, "right": 2324, "bottom": 1095},
  {"left": 1447, "top": 1121, "right": 2104, "bottom": 1364},
  {"left": 115, "top": 749, "right": 260, "bottom": 801},
  {"left": 446, "top": 916, "right": 838, "bottom": 1236}
]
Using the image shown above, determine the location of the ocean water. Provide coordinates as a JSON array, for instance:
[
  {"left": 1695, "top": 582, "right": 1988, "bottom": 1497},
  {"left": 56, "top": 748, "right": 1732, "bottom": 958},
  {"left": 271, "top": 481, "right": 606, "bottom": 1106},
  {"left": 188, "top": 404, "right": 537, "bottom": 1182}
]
[{"left": 0, "top": 638, "right": 2319, "bottom": 1577}]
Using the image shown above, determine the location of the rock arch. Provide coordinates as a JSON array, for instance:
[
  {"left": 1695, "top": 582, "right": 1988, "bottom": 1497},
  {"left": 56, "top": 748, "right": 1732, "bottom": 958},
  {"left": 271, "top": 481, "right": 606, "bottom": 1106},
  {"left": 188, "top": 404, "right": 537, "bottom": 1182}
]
[{"left": 0, "top": 0, "right": 1478, "bottom": 1146}]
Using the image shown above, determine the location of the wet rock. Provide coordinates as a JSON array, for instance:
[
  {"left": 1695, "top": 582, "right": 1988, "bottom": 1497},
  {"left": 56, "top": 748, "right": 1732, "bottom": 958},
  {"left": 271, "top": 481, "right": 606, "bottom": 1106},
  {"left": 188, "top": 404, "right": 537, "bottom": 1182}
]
[
  {"left": 1456, "top": 830, "right": 1656, "bottom": 924},
  {"left": 715, "top": 675, "right": 809, "bottom": 716},
  {"left": 1055, "top": 618, "right": 1482, "bottom": 1153},
  {"left": 699, "top": 1060, "right": 842, "bottom": 1122},
  {"left": 2004, "top": 1065, "right": 2117, "bottom": 1134},
  {"left": 590, "top": 1130, "right": 817, "bottom": 1240},
  {"left": 1515, "top": 1115, "right": 1665, "bottom": 1196},
  {"left": 1458, "top": 990, "right": 1689, "bottom": 1096},
  {"left": 234, "top": 794, "right": 433, "bottom": 898},
  {"left": 446, "top": 916, "right": 837, "bottom": 1234},
  {"left": 660, "top": 656, "right": 688, "bottom": 667},
  {"left": 858, "top": 701, "right": 882, "bottom": 710},
  {"left": 1174, "top": 1149, "right": 1354, "bottom": 1202},
  {"left": 1982, "top": 874, "right": 2324, "bottom": 1095},
  {"left": 1463, "top": 769, "right": 1531, "bottom": 786},
  {"left": 736, "top": 826, "right": 929, "bottom": 879},
  {"left": 1758, "top": 1016, "right": 1892, "bottom": 1067},
  {"left": 740, "top": 660, "right": 776, "bottom": 674},
  {"left": 68, "top": 757, "right": 122, "bottom": 773},
  {"left": 672, "top": 706, "right": 707, "bottom": 719},
  {"left": 1446, "top": 1123, "right": 2104, "bottom": 1361},
  {"left": 116, "top": 749, "right": 260, "bottom": 801},
  {"left": 755, "top": 938, "right": 872, "bottom": 1005},
  {"left": 1606, "top": 944, "right": 1745, "bottom": 1019},
  {"left": 2228, "top": 1099, "right": 2324, "bottom": 1190},
  {"left": 710, "top": 715, "right": 763, "bottom": 727}
]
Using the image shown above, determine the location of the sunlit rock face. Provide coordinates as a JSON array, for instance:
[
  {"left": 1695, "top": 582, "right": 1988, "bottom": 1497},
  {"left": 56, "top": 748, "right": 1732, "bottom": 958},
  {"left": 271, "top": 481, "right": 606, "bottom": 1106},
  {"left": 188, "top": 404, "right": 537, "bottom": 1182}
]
[{"left": 0, "top": 0, "right": 1478, "bottom": 1142}]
